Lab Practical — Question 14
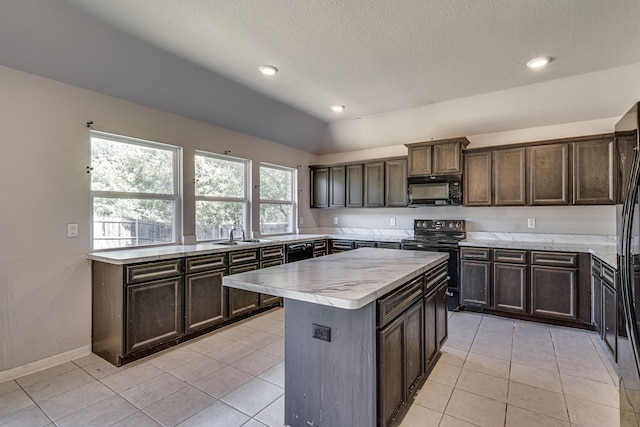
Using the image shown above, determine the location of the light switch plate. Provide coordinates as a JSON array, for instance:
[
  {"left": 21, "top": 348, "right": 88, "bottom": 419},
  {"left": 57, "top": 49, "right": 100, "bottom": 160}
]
[
  {"left": 390, "top": 217, "right": 396, "bottom": 226},
  {"left": 333, "top": 217, "right": 338, "bottom": 225}
]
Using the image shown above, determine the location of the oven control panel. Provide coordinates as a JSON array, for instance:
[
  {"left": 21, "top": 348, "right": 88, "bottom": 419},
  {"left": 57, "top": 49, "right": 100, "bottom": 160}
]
[{"left": 414, "top": 219, "right": 465, "bottom": 232}]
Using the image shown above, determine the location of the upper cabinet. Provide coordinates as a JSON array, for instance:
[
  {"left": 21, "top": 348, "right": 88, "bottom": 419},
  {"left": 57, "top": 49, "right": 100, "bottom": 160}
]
[
  {"left": 573, "top": 136, "right": 615, "bottom": 205},
  {"left": 310, "top": 166, "right": 329, "bottom": 208},
  {"left": 528, "top": 143, "right": 570, "bottom": 205},
  {"left": 310, "top": 157, "right": 407, "bottom": 209},
  {"left": 406, "top": 137, "right": 469, "bottom": 177},
  {"left": 463, "top": 133, "right": 615, "bottom": 207},
  {"left": 463, "top": 150, "right": 492, "bottom": 206},
  {"left": 494, "top": 147, "right": 527, "bottom": 206}
]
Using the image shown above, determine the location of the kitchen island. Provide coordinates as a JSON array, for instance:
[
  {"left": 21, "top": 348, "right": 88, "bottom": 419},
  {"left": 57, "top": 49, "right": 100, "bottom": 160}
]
[{"left": 224, "top": 248, "right": 449, "bottom": 427}]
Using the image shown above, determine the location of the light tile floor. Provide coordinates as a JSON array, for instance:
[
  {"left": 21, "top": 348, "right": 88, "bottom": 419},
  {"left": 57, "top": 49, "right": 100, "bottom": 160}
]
[{"left": 0, "top": 308, "right": 620, "bottom": 427}]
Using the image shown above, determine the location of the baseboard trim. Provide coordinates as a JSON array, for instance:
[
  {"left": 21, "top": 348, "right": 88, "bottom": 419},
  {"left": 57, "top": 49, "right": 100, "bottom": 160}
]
[{"left": 0, "top": 345, "right": 91, "bottom": 383}]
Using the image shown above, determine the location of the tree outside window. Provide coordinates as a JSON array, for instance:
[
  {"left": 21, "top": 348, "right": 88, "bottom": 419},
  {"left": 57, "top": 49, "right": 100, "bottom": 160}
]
[
  {"left": 195, "top": 153, "right": 250, "bottom": 241},
  {"left": 90, "top": 132, "right": 180, "bottom": 249},
  {"left": 260, "top": 163, "right": 296, "bottom": 235}
]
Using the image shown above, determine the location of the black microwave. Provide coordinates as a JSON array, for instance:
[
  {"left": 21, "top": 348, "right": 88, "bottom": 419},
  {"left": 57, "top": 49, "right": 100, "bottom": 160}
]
[{"left": 407, "top": 175, "right": 462, "bottom": 206}]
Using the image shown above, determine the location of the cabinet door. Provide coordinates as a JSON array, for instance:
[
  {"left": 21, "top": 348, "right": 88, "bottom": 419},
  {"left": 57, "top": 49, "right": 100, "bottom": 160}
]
[
  {"left": 494, "top": 147, "right": 526, "bottom": 206},
  {"left": 378, "top": 315, "right": 406, "bottom": 427},
  {"left": 185, "top": 269, "right": 227, "bottom": 334},
  {"left": 329, "top": 166, "right": 346, "bottom": 207},
  {"left": 617, "top": 133, "right": 636, "bottom": 203},
  {"left": 364, "top": 161, "right": 385, "bottom": 207},
  {"left": 310, "top": 167, "right": 329, "bottom": 208},
  {"left": 493, "top": 263, "right": 527, "bottom": 313},
  {"left": 530, "top": 266, "right": 577, "bottom": 320},
  {"left": 126, "top": 277, "right": 182, "bottom": 354},
  {"left": 404, "top": 301, "right": 424, "bottom": 396},
  {"left": 592, "top": 273, "right": 603, "bottom": 335},
  {"left": 460, "top": 259, "right": 491, "bottom": 307},
  {"left": 573, "top": 138, "right": 615, "bottom": 204},
  {"left": 408, "top": 145, "right": 432, "bottom": 176},
  {"left": 436, "top": 283, "right": 448, "bottom": 349},
  {"left": 385, "top": 159, "right": 408, "bottom": 207},
  {"left": 227, "top": 263, "right": 261, "bottom": 317},
  {"left": 528, "top": 143, "right": 570, "bottom": 205},
  {"left": 424, "top": 291, "right": 437, "bottom": 369},
  {"left": 433, "top": 142, "right": 462, "bottom": 175},
  {"left": 346, "top": 164, "right": 364, "bottom": 207},
  {"left": 464, "top": 151, "right": 492, "bottom": 206},
  {"left": 603, "top": 284, "right": 617, "bottom": 359}
]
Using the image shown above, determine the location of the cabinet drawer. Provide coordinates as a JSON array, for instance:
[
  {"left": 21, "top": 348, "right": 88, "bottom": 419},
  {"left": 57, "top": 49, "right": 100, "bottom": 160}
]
[
  {"left": 331, "top": 240, "right": 354, "bottom": 251},
  {"left": 378, "top": 242, "right": 402, "bottom": 249},
  {"left": 228, "top": 249, "right": 259, "bottom": 266},
  {"left": 460, "top": 247, "right": 491, "bottom": 261},
  {"left": 185, "top": 254, "right": 226, "bottom": 274},
  {"left": 530, "top": 251, "right": 577, "bottom": 267},
  {"left": 592, "top": 257, "right": 602, "bottom": 275},
  {"left": 125, "top": 259, "right": 183, "bottom": 284},
  {"left": 378, "top": 275, "right": 424, "bottom": 327},
  {"left": 228, "top": 263, "right": 259, "bottom": 275},
  {"left": 493, "top": 249, "right": 527, "bottom": 264},
  {"left": 602, "top": 264, "right": 616, "bottom": 288},
  {"left": 355, "top": 241, "right": 377, "bottom": 248},
  {"left": 425, "top": 262, "right": 448, "bottom": 291},
  {"left": 313, "top": 239, "right": 327, "bottom": 251},
  {"left": 260, "top": 245, "right": 284, "bottom": 260},
  {"left": 260, "top": 259, "right": 284, "bottom": 269}
]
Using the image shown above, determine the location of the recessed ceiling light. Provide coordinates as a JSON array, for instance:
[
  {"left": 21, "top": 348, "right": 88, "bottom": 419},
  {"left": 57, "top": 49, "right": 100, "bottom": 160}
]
[
  {"left": 527, "top": 56, "right": 551, "bottom": 69},
  {"left": 331, "top": 105, "right": 346, "bottom": 113},
  {"left": 258, "top": 65, "right": 278, "bottom": 76}
]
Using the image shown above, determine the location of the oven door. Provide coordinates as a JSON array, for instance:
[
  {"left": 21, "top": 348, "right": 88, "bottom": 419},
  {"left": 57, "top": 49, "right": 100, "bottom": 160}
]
[{"left": 402, "top": 242, "right": 461, "bottom": 311}]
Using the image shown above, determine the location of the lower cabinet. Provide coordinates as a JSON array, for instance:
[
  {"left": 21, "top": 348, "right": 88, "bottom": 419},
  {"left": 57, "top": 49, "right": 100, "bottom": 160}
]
[
  {"left": 378, "top": 261, "right": 448, "bottom": 427},
  {"left": 126, "top": 277, "right": 183, "bottom": 354},
  {"left": 460, "top": 247, "right": 590, "bottom": 326},
  {"left": 228, "top": 250, "right": 261, "bottom": 318},
  {"left": 184, "top": 268, "right": 227, "bottom": 334},
  {"left": 592, "top": 255, "right": 617, "bottom": 360}
]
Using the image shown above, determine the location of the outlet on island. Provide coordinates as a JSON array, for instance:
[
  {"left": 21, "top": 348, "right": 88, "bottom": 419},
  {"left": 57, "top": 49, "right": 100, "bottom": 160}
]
[{"left": 312, "top": 323, "right": 331, "bottom": 342}]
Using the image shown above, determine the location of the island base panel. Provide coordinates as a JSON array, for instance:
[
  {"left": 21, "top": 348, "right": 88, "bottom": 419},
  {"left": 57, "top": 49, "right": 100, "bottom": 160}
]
[{"left": 284, "top": 299, "right": 376, "bottom": 427}]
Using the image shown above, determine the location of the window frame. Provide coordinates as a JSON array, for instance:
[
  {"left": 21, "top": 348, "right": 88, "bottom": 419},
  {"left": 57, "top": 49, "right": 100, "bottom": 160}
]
[
  {"left": 259, "top": 162, "right": 297, "bottom": 236},
  {"left": 194, "top": 151, "right": 251, "bottom": 242},
  {"left": 90, "top": 130, "right": 182, "bottom": 250}
]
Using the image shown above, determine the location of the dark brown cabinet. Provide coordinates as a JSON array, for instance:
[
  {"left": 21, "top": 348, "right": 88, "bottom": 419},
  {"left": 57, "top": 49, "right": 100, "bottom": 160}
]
[
  {"left": 385, "top": 158, "right": 408, "bottom": 207},
  {"left": 493, "top": 249, "right": 527, "bottom": 314},
  {"left": 592, "top": 255, "right": 617, "bottom": 360},
  {"left": 228, "top": 249, "right": 261, "bottom": 318},
  {"left": 329, "top": 166, "right": 346, "bottom": 207},
  {"left": 184, "top": 254, "right": 228, "bottom": 334},
  {"left": 259, "top": 245, "right": 285, "bottom": 306},
  {"left": 463, "top": 150, "right": 492, "bottom": 206},
  {"left": 310, "top": 167, "right": 329, "bottom": 208},
  {"left": 126, "top": 277, "right": 182, "bottom": 354},
  {"left": 378, "top": 314, "right": 405, "bottom": 427},
  {"left": 530, "top": 252, "right": 578, "bottom": 320},
  {"left": 494, "top": 147, "right": 526, "bottom": 206},
  {"left": 365, "top": 161, "right": 385, "bottom": 207},
  {"left": 406, "top": 138, "right": 469, "bottom": 177},
  {"left": 460, "top": 248, "right": 491, "bottom": 308},
  {"left": 346, "top": 164, "right": 364, "bottom": 207},
  {"left": 528, "top": 143, "right": 570, "bottom": 205},
  {"left": 573, "top": 137, "right": 615, "bottom": 204}
]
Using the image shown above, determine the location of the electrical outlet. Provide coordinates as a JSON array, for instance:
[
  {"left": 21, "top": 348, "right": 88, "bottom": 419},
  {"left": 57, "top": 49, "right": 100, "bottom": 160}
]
[
  {"left": 390, "top": 217, "right": 396, "bottom": 226},
  {"left": 299, "top": 216, "right": 304, "bottom": 225},
  {"left": 67, "top": 223, "right": 79, "bottom": 238},
  {"left": 312, "top": 323, "right": 331, "bottom": 342},
  {"left": 333, "top": 217, "right": 338, "bottom": 225},
  {"left": 527, "top": 218, "right": 536, "bottom": 228}
]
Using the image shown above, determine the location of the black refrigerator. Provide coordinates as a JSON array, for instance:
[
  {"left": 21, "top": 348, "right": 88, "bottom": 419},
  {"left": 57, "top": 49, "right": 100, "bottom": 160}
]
[{"left": 617, "top": 102, "right": 640, "bottom": 425}]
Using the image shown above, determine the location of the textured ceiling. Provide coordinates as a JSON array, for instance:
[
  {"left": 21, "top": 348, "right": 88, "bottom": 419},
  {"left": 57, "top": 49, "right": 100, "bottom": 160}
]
[{"left": 2, "top": 0, "right": 640, "bottom": 153}]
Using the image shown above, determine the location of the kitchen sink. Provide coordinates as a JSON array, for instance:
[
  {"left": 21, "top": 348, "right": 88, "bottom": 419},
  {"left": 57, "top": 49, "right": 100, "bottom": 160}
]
[{"left": 216, "top": 239, "right": 271, "bottom": 245}]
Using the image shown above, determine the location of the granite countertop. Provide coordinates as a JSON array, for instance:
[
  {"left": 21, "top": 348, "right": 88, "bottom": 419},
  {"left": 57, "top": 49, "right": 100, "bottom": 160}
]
[
  {"left": 223, "top": 248, "right": 448, "bottom": 310},
  {"left": 460, "top": 238, "right": 617, "bottom": 268}
]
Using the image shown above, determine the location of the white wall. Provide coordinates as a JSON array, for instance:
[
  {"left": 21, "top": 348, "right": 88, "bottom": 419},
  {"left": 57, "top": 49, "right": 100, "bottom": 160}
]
[{"left": 0, "top": 66, "right": 317, "bottom": 376}]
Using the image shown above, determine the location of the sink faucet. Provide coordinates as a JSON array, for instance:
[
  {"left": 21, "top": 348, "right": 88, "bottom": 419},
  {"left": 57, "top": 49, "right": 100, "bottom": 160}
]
[{"left": 229, "top": 228, "right": 245, "bottom": 242}]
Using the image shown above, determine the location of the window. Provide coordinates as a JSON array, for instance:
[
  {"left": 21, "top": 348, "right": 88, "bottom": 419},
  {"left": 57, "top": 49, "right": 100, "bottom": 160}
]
[
  {"left": 195, "top": 152, "right": 250, "bottom": 241},
  {"left": 90, "top": 131, "right": 180, "bottom": 249},
  {"left": 260, "top": 163, "right": 296, "bottom": 235}
]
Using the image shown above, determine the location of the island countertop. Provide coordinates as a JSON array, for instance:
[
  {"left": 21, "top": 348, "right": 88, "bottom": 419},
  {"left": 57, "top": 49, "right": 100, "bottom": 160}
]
[{"left": 223, "top": 248, "right": 448, "bottom": 310}]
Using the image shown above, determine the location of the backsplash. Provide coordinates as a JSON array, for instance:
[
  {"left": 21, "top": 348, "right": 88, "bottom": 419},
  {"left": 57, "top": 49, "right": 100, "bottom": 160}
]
[
  {"left": 302, "top": 227, "right": 413, "bottom": 239},
  {"left": 466, "top": 232, "right": 616, "bottom": 245}
]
